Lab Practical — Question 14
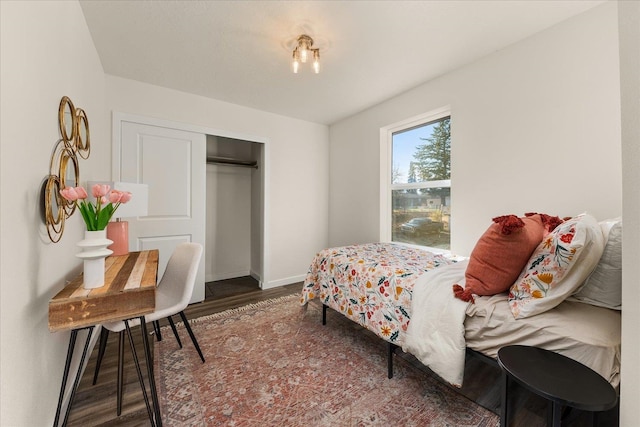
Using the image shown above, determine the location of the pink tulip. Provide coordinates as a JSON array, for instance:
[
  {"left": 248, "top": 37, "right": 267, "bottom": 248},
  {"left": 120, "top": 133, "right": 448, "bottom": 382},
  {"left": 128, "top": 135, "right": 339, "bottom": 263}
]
[
  {"left": 75, "top": 186, "right": 88, "bottom": 199},
  {"left": 92, "top": 184, "right": 111, "bottom": 198},
  {"left": 108, "top": 190, "right": 123, "bottom": 204},
  {"left": 119, "top": 191, "right": 132, "bottom": 204},
  {"left": 100, "top": 196, "right": 109, "bottom": 205},
  {"left": 60, "top": 187, "right": 79, "bottom": 201}
]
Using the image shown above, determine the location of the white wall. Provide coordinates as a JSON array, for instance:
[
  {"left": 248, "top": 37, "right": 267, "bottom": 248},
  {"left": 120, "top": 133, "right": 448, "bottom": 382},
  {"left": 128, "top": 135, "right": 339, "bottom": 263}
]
[
  {"left": 0, "top": 2, "right": 108, "bottom": 425},
  {"left": 105, "top": 75, "right": 329, "bottom": 288},
  {"left": 329, "top": 2, "right": 622, "bottom": 257},
  {"left": 205, "top": 135, "right": 256, "bottom": 282},
  {"left": 205, "top": 163, "right": 253, "bottom": 281},
  {"left": 251, "top": 141, "right": 265, "bottom": 279},
  {"left": 618, "top": 1, "right": 640, "bottom": 425}
]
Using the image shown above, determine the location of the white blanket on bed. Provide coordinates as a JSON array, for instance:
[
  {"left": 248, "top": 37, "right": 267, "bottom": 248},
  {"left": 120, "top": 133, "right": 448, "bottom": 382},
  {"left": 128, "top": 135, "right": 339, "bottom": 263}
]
[{"left": 402, "top": 259, "right": 470, "bottom": 387}]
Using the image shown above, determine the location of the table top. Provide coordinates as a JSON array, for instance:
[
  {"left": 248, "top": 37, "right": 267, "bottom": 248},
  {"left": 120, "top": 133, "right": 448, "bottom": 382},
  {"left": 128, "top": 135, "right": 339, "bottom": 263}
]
[
  {"left": 497, "top": 345, "right": 618, "bottom": 412},
  {"left": 49, "top": 250, "right": 159, "bottom": 332}
]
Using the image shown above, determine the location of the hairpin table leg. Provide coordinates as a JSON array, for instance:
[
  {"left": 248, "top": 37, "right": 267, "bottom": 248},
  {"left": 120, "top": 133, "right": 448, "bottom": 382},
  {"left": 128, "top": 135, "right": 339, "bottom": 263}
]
[
  {"left": 116, "top": 330, "right": 125, "bottom": 416},
  {"left": 53, "top": 326, "right": 94, "bottom": 427}
]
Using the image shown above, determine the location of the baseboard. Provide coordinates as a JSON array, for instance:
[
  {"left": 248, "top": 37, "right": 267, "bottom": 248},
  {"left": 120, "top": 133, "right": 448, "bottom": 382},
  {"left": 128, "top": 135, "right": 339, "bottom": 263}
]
[
  {"left": 262, "top": 274, "right": 306, "bottom": 290},
  {"left": 249, "top": 270, "right": 262, "bottom": 288},
  {"left": 204, "top": 270, "right": 304, "bottom": 290},
  {"left": 205, "top": 270, "right": 251, "bottom": 282}
]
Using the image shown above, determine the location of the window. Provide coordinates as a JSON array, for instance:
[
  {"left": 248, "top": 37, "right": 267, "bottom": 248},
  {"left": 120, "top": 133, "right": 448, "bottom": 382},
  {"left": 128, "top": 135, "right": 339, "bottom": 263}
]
[{"left": 387, "top": 113, "right": 451, "bottom": 250}]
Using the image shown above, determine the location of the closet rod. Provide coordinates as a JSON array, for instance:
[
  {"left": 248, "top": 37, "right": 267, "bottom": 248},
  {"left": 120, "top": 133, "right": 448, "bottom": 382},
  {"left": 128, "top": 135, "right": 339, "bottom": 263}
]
[{"left": 206, "top": 156, "right": 258, "bottom": 169}]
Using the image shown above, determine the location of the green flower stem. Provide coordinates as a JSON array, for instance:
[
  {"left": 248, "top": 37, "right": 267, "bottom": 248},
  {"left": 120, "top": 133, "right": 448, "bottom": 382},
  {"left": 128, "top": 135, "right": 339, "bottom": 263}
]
[{"left": 76, "top": 200, "right": 121, "bottom": 231}]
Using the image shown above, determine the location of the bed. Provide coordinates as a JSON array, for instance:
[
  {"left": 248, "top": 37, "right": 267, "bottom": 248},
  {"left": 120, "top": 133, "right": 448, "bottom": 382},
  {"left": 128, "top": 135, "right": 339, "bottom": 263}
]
[{"left": 300, "top": 214, "right": 622, "bottom": 389}]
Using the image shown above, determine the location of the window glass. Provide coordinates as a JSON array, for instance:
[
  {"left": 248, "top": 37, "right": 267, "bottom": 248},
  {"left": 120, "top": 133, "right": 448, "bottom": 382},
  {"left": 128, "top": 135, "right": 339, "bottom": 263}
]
[{"left": 390, "top": 116, "right": 450, "bottom": 250}]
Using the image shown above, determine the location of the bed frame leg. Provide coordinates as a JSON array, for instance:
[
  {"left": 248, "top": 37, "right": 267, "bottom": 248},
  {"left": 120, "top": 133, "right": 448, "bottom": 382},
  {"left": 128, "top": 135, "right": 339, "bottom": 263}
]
[
  {"left": 388, "top": 343, "right": 398, "bottom": 379},
  {"left": 322, "top": 304, "right": 327, "bottom": 326},
  {"left": 322, "top": 303, "right": 398, "bottom": 380}
]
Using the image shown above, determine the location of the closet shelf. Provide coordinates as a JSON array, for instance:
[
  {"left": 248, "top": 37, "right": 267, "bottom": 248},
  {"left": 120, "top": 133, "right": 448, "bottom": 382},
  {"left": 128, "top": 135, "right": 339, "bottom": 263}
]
[{"left": 207, "top": 156, "right": 258, "bottom": 169}]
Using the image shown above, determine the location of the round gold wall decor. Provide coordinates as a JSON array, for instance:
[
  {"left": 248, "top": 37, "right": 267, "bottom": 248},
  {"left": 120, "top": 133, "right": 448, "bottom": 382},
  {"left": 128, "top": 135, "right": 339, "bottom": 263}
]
[
  {"left": 42, "top": 175, "right": 65, "bottom": 243},
  {"left": 58, "top": 145, "right": 80, "bottom": 216},
  {"left": 58, "top": 96, "right": 77, "bottom": 145},
  {"left": 43, "top": 96, "right": 92, "bottom": 242},
  {"left": 75, "top": 108, "right": 90, "bottom": 159}
]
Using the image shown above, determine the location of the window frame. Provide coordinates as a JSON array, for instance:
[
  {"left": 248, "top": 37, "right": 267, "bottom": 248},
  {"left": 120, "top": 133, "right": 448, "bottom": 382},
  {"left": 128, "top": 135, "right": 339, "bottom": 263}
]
[{"left": 379, "top": 106, "right": 451, "bottom": 250}]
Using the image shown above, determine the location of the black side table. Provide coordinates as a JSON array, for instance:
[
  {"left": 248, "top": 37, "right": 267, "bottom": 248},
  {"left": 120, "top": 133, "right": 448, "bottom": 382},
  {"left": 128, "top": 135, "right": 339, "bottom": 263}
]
[{"left": 497, "top": 345, "right": 617, "bottom": 427}]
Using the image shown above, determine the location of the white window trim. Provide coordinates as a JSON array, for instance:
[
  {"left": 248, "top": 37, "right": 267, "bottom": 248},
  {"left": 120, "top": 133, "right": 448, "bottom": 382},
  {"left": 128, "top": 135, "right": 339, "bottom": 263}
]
[
  {"left": 379, "top": 106, "right": 451, "bottom": 244},
  {"left": 392, "top": 179, "right": 452, "bottom": 191}
]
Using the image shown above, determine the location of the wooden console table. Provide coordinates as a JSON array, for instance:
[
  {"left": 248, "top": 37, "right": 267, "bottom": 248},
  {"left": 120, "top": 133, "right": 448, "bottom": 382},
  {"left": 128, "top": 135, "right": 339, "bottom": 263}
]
[{"left": 49, "top": 249, "right": 161, "bottom": 427}]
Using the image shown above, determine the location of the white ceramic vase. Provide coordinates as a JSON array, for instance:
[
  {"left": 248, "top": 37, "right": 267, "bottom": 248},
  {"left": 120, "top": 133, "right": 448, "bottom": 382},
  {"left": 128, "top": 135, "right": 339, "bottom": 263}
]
[{"left": 76, "top": 229, "right": 113, "bottom": 289}]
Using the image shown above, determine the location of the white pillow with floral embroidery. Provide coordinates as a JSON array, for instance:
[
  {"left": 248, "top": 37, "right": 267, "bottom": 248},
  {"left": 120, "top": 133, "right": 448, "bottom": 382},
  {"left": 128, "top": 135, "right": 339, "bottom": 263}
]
[{"left": 508, "top": 213, "right": 605, "bottom": 319}]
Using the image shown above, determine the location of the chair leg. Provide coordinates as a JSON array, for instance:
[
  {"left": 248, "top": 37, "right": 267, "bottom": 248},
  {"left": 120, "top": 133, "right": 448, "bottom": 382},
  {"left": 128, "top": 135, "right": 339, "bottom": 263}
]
[
  {"left": 92, "top": 327, "right": 110, "bottom": 385},
  {"left": 167, "top": 315, "right": 183, "bottom": 349},
  {"left": 153, "top": 320, "right": 163, "bottom": 342},
  {"left": 116, "top": 330, "right": 125, "bottom": 416},
  {"left": 179, "top": 311, "right": 205, "bottom": 363},
  {"left": 139, "top": 317, "right": 163, "bottom": 427}
]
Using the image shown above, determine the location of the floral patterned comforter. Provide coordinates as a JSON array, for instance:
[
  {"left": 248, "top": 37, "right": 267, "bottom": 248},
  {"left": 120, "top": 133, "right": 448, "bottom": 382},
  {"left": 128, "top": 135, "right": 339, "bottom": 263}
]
[{"left": 300, "top": 243, "right": 454, "bottom": 346}]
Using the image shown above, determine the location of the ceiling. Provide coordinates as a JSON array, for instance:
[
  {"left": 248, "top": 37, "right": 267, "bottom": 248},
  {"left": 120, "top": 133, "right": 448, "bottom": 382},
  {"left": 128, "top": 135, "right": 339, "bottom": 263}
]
[{"left": 79, "top": 1, "right": 604, "bottom": 125}]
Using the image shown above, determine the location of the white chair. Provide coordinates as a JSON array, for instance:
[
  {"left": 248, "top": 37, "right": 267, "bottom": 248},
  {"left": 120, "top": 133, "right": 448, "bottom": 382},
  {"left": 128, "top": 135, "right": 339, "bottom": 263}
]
[{"left": 92, "top": 242, "right": 205, "bottom": 416}]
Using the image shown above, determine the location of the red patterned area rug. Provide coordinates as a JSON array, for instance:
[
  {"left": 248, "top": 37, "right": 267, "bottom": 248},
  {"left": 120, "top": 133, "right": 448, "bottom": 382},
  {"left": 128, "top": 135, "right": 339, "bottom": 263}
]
[{"left": 154, "top": 294, "right": 499, "bottom": 426}]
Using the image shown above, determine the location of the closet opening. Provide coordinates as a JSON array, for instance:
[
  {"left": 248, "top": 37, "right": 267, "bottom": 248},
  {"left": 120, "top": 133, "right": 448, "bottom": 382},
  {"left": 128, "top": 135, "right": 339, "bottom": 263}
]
[{"left": 204, "top": 135, "right": 264, "bottom": 299}]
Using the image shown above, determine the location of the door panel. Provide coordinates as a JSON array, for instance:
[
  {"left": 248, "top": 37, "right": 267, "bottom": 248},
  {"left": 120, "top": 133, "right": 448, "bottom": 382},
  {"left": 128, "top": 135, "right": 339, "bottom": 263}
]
[
  {"left": 139, "top": 235, "right": 191, "bottom": 285},
  {"left": 139, "top": 135, "right": 191, "bottom": 217},
  {"left": 118, "top": 121, "right": 206, "bottom": 303}
]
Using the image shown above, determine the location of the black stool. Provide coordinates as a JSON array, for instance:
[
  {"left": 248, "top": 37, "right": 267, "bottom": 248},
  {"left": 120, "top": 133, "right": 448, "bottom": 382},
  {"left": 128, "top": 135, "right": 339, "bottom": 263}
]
[{"left": 497, "top": 345, "right": 617, "bottom": 427}]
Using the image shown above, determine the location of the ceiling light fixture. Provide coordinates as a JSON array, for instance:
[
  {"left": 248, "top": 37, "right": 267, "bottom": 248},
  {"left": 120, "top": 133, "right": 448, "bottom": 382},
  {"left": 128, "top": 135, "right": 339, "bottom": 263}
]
[{"left": 292, "top": 34, "right": 320, "bottom": 74}]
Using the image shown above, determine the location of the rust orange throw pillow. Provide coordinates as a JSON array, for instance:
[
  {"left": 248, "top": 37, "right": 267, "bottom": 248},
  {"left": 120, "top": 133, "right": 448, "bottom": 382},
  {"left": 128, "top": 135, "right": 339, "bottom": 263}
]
[{"left": 453, "top": 213, "right": 562, "bottom": 303}]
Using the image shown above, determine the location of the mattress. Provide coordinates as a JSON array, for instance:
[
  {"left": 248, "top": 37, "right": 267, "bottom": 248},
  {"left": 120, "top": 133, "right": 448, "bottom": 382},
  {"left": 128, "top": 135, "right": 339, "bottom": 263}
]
[{"left": 465, "top": 294, "right": 621, "bottom": 388}]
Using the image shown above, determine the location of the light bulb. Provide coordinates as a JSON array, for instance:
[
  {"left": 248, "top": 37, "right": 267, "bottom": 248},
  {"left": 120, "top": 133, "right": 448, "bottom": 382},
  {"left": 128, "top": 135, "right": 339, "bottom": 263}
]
[
  {"left": 313, "top": 50, "right": 320, "bottom": 73},
  {"left": 292, "top": 49, "right": 300, "bottom": 73},
  {"left": 298, "top": 36, "right": 311, "bottom": 63}
]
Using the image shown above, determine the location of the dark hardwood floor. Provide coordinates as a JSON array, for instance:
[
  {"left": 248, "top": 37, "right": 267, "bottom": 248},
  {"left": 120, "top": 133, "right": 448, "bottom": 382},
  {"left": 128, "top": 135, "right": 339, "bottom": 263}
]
[{"left": 66, "top": 277, "right": 618, "bottom": 426}]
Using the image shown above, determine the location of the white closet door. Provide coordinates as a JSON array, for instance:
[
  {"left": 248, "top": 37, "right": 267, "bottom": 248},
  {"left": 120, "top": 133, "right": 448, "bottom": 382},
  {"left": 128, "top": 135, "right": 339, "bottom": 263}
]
[{"left": 118, "top": 120, "right": 206, "bottom": 303}]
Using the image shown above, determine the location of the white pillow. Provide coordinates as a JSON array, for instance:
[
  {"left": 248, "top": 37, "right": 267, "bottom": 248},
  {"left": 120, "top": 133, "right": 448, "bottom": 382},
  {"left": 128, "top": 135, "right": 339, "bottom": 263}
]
[
  {"left": 508, "top": 213, "right": 605, "bottom": 319},
  {"left": 570, "top": 218, "right": 622, "bottom": 310}
]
